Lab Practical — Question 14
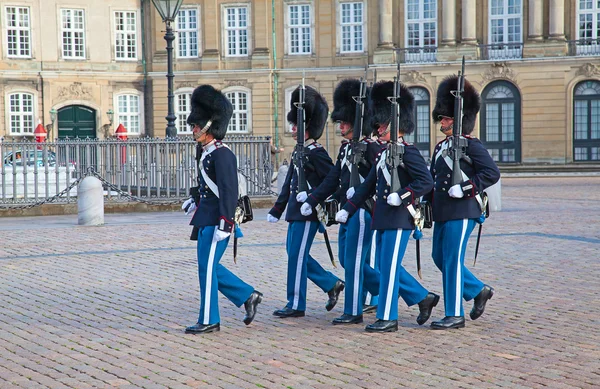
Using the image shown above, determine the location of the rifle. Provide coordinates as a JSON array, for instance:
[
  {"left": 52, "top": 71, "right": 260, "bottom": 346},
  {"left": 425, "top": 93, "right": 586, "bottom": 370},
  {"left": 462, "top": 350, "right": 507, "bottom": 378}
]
[
  {"left": 349, "top": 67, "right": 369, "bottom": 187},
  {"left": 294, "top": 72, "right": 308, "bottom": 193},
  {"left": 386, "top": 62, "right": 405, "bottom": 193},
  {"left": 449, "top": 56, "right": 471, "bottom": 185}
]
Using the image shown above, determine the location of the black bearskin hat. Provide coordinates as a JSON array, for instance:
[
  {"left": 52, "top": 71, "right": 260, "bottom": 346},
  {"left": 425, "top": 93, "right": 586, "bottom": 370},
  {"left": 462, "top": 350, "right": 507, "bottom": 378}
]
[
  {"left": 368, "top": 80, "right": 415, "bottom": 135},
  {"left": 186, "top": 85, "right": 233, "bottom": 140},
  {"left": 330, "top": 79, "right": 372, "bottom": 137},
  {"left": 287, "top": 85, "right": 329, "bottom": 140},
  {"left": 432, "top": 76, "right": 481, "bottom": 135}
]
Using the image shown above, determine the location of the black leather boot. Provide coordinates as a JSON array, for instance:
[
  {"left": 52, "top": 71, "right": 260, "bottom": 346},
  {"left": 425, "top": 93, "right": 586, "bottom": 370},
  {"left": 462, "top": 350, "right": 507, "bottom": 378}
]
[
  {"left": 470, "top": 285, "right": 494, "bottom": 320},
  {"left": 243, "top": 291, "right": 263, "bottom": 325},
  {"left": 365, "top": 319, "right": 398, "bottom": 333},
  {"left": 273, "top": 307, "right": 305, "bottom": 318},
  {"left": 325, "top": 280, "right": 345, "bottom": 311},
  {"left": 185, "top": 322, "right": 220, "bottom": 334},
  {"left": 430, "top": 316, "right": 465, "bottom": 330},
  {"left": 362, "top": 304, "right": 377, "bottom": 314},
  {"left": 332, "top": 314, "right": 363, "bottom": 325},
  {"left": 416, "top": 293, "right": 440, "bottom": 325}
]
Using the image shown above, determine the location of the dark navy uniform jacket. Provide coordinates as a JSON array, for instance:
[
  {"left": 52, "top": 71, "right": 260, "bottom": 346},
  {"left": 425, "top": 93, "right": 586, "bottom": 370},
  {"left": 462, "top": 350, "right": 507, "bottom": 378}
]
[
  {"left": 305, "top": 138, "right": 385, "bottom": 210},
  {"left": 269, "top": 141, "right": 333, "bottom": 222},
  {"left": 190, "top": 140, "right": 238, "bottom": 233},
  {"left": 424, "top": 136, "right": 500, "bottom": 222},
  {"left": 342, "top": 141, "right": 433, "bottom": 230}
]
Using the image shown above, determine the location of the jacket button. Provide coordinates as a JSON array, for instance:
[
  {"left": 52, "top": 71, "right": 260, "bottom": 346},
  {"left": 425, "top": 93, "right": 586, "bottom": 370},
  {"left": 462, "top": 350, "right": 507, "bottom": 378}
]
[
  {"left": 383, "top": 195, "right": 387, "bottom": 200},
  {"left": 447, "top": 174, "right": 451, "bottom": 178},
  {"left": 442, "top": 188, "right": 446, "bottom": 191},
  {"left": 433, "top": 169, "right": 436, "bottom": 173},
  {"left": 384, "top": 189, "right": 388, "bottom": 193},
  {"left": 444, "top": 181, "right": 447, "bottom": 184}
]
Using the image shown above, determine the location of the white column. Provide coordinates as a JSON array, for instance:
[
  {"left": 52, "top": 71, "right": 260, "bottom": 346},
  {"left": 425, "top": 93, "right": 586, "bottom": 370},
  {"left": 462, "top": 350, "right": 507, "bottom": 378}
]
[
  {"left": 549, "top": 0, "right": 565, "bottom": 39},
  {"left": 442, "top": 0, "right": 456, "bottom": 45},
  {"left": 528, "top": 0, "right": 543, "bottom": 40},
  {"left": 461, "top": 0, "right": 477, "bottom": 43},
  {"left": 378, "top": 0, "right": 393, "bottom": 47}
]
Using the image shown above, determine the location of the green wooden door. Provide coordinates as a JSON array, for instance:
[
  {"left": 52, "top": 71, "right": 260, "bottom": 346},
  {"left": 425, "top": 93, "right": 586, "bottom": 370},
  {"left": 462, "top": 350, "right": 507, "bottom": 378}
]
[{"left": 57, "top": 105, "right": 96, "bottom": 139}]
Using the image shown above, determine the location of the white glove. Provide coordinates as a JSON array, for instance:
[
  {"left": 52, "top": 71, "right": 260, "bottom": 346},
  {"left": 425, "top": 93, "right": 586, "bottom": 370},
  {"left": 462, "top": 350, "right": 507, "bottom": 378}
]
[
  {"left": 267, "top": 214, "right": 279, "bottom": 223},
  {"left": 449, "top": 184, "right": 464, "bottom": 198},
  {"left": 346, "top": 187, "right": 355, "bottom": 199},
  {"left": 300, "top": 202, "right": 313, "bottom": 216},
  {"left": 296, "top": 191, "right": 308, "bottom": 203},
  {"left": 387, "top": 192, "right": 401, "bottom": 207},
  {"left": 213, "top": 229, "right": 231, "bottom": 242},
  {"left": 335, "top": 209, "right": 349, "bottom": 224},
  {"left": 182, "top": 198, "right": 196, "bottom": 215}
]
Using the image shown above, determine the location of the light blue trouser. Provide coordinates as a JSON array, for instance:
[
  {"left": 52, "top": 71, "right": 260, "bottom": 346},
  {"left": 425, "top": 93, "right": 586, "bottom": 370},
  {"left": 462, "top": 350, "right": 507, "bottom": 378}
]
[
  {"left": 286, "top": 221, "right": 339, "bottom": 311},
  {"left": 197, "top": 225, "right": 254, "bottom": 325},
  {"left": 376, "top": 229, "right": 429, "bottom": 321},
  {"left": 338, "top": 209, "right": 380, "bottom": 316},
  {"left": 432, "top": 219, "right": 485, "bottom": 317},
  {"left": 364, "top": 230, "right": 380, "bottom": 308}
]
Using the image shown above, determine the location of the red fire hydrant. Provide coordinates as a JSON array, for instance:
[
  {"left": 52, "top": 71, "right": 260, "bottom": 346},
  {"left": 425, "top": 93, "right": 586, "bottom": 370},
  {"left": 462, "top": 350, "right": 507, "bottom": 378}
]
[{"left": 115, "top": 123, "right": 127, "bottom": 165}]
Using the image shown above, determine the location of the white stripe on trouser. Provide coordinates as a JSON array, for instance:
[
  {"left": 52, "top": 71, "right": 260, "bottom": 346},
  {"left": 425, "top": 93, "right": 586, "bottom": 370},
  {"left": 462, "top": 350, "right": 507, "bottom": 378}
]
[
  {"left": 384, "top": 229, "right": 403, "bottom": 320},
  {"left": 292, "top": 222, "right": 311, "bottom": 310},
  {"left": 454, "top": 220, "right": 468, "bottom": 315},
  {"left": 352, "top": 209, "right": 366, "bottom": 315},
  {"left": 365, "top": 230, "right": 377, "bottom": 305},
  {"left": 203, "top": 230, "right": 219, "bottom": 324}
]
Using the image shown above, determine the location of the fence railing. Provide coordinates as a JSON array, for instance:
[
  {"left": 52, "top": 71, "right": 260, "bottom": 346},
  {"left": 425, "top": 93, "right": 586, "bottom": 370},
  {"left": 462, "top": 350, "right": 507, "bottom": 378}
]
[
  {"left": 567, "top": 38, "right": 600, "bottom": 56},
  {"left": 479, "top": 43, "right": 523, "bottom": 60},
  {"left": 396, "top": 46, "right": 437, "bottom": 64},
  {"left": 0, "top": 136, "right": 273, "bottom": 205}
]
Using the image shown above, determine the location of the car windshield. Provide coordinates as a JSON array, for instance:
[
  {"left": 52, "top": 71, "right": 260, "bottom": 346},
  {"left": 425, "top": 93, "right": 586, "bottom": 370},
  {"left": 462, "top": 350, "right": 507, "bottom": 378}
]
[{"left": 4, "top": 150, "right": 56, "bottom": 166}]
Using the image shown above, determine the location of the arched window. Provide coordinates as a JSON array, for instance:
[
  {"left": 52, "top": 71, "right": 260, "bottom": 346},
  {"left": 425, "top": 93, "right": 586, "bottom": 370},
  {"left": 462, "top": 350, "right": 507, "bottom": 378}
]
[
  {"left": 407, "top": 87, "right": 431, "bottom": 160},
  {"left": 175, "top": 89, "right": 193, "bottom": 134},
  {"left": 480, "top": 81, "right": 521, "bottom": 163},
  {"left": 573, "top": 80, "right": 600, "bottom": 161},
  {"left": 224, "top": 89, "right": 251, "bottom": 133}
]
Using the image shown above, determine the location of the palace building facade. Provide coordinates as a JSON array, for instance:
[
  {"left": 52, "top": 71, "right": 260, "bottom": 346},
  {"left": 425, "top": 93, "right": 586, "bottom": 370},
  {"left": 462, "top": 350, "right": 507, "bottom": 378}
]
[{"left": 1, "top": 0, "right": 599, "bottom": 165}]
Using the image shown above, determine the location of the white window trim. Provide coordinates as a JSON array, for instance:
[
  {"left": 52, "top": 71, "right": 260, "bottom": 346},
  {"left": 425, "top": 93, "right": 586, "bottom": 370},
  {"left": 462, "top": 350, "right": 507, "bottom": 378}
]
[
  {"left": 222, "top": 3, "right": 252, "bottom": 58},
  {"left": 336, "top": 1, "right": 367, "bottom": 54},
  {"left": 404, "top": 0, "right": 437, "bottom": 48},
  {"left": 175, "top": 88, "right": 194, "bottom": 135},
  {"left": 113, "top": 9, "right": 139, "bottom": 61},
  {"left": 223, "top": 86, "right": 252, "bottom": 134},
  {"left": 285, "top": 1, "right": 314, "bottom": 56},
  {"left": 576, "top": 0, "right": 600, "bottom": 40},
  {"left": 60, "top": 8, "right": 87, "bottom": 60},
  {"left": 487, "top": 0, "right": 523, "bottom": 45},
  {"left": 4, "top": 90, "right": 37, "bottom": 137},
  {"left": 284, "top": 85, "right": 297, "bottom": 133},
  {"left": 175, "top": 6, "right": 202, "bottom": 59},
  {"left": 113, "top": 90, "right": 144, "bottom": 136},
  {"left": 4, "top": 6, "right": 32, "bottom": 59}
]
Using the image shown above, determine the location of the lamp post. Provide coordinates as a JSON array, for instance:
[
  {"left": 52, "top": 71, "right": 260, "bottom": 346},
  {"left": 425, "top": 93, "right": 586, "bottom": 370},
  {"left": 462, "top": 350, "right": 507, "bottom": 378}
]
[
  {"left": 49, "top": 108, "right": 57, "bottom": 140},
  {"left": 106, "top": 109, "right": 114, "bottom": 127},
  {"left": 151, "top": 0, "right": 184, "bottom": 138}
]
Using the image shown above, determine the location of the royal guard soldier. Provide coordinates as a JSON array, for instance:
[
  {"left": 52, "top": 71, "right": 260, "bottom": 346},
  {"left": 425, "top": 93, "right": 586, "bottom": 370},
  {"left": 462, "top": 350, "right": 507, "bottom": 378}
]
[
  {"left": 336, "top": 81, "right": 440, "bottom": 333},
  {"left": 426, "top": 75, "right": 500, "bottom": 330},
  {"left": 183, "top": 85, "right": 263, "bottom": 334},
  {"left": 297, "top": 79, "right": 383, "bottom": 325},
  {"left": 268, "top": 85, "right": 345, "bottom": 318}
]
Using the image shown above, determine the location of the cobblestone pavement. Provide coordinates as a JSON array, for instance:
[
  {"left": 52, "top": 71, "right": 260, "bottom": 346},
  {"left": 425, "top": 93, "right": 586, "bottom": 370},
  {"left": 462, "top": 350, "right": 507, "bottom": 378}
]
[{"left": 1, "top": 177, "right": 599, "bottom": 389}]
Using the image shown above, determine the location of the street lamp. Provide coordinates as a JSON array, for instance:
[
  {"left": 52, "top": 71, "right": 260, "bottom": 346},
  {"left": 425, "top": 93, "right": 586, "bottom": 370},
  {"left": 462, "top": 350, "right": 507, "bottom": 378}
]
[
  {"left": 49, "top": 108, "right": 57, "bottom": 140},
  {"left": 106, "top": 109, "right": 114, "bottom": 126},
  {"left": 151, "top": 0, "right": 184, "bottom": 138}
]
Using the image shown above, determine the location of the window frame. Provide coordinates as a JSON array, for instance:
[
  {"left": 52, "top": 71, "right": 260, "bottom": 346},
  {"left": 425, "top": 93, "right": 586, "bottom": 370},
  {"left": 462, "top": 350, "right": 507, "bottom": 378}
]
[
  {"left": 285, "top": 2, "right": 313, "bottom": 56},
  {"left": 573, "top": 80, "right": 600, "bottom": 162},
  {"left": 406, "top": 87, "right": 431, "bottom": 161},
  {"left": 284, "top": 85, "right": 298, "bottom": 133},
  {"left": 222, "top": 4, "right": 251, "bottom": 57},
  {"left": 175, "top": 88, "right": 193, "bottom": 135},
  {"left": 5, "top": 6, "right": 32, "bottom": 58},
  {"left": 576, "top": 0, "right": 600, "bottom": 41},
  {"left": 338, "top": 1, "right": 366, "bottom": 54},
  {"left": 60, "top": 8, "right": 87, "bottom": 60},
  {"left": 113, "top": 91, "right": 144, "bottom": 136},
  {"left": 175, "top": 6, "right": 201, "bottom": 59},
  {"left": 113, "top": 10, "right": 138, "bottom": 61},
  {"left": 404, "top": 0, "right": 437, "bottom": 49},
  {"left": 487, "top": 0, "right": 523, "bottom": 46},
  {"left": 5, "top": 90, "right": 36, "bottom": 137},
  {"left": 223, "top": 87, "right": 252, "bottom": 134}
]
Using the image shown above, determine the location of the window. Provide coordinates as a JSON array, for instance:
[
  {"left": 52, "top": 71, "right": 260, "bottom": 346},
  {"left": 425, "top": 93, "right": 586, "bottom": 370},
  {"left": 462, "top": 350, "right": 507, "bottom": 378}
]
[
  {"left": 406, "top": 87, "right": 431, "bottom": 160},
  {"left": 486, "top": 0, "right": 522, "bottom": 59},
  {"left": 7, "top": 92, "right": 35, "bottom": 135},
  {"left": 288, "top": 4, "right": 311, "bottom": 54},
  {"left": 404, "top": 0, "right": 437, "bottom": 63},
  {"left": 114, "top": 11, "right": 137, "bottom": 60},
  {"left": 175, "top": 91, "right": 192, "bottom": 134},
  {"left": 480, "top": 81, "right": 521, "bottom": 163},
  {"left": 573, "top": 80, "right": 600, "bottom": 162},
  {"left": 284, "top": 86, "right": 298, "bottom": 133},
  {"left": 224, "top": 6, "right": 249, "bottom": 56},
  {"left": 176, "top": 8, "right": 199, "bottom": 58},
  {"left": 116, "top": 94, "right": 141, "bottom": 134},
  {"left": 5, "top": 6, "right": 31, "bottom": 58},
  {"left": 225, "top": 90, "right": 250, "bottom": 133},
  {"left": 61, "top": 9, "right": 86, "bottom": 59},
  {"left": 340, "top": 2, "right": 364, "bottom": 53},
  {"left": 575, "top": 0, "right": 600, "bottom": 55}
]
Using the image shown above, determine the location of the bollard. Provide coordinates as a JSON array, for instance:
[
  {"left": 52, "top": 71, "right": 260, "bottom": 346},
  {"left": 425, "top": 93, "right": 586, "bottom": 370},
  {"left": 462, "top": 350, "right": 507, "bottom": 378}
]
[
  {"left": 277, "top": 162, "right": 289, "bottom": 195},
  {"left": 486, "top": 178, "right": 502, "bottom": 212},
  {"left": 78, "top": 176, "right": 104, "bottom": 226}
]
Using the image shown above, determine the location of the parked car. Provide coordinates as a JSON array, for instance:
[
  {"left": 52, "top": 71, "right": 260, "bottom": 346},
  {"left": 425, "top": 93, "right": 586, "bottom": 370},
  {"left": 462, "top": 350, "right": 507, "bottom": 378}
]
[{"left": 2, "top": 150, "right": 75, "bottom": 168}]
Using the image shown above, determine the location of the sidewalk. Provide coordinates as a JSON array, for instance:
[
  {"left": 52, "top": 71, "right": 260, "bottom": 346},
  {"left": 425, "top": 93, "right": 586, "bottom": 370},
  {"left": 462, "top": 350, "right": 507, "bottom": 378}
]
[{"left": 0, "top": 176, "right": 599, "bottom": 388}]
